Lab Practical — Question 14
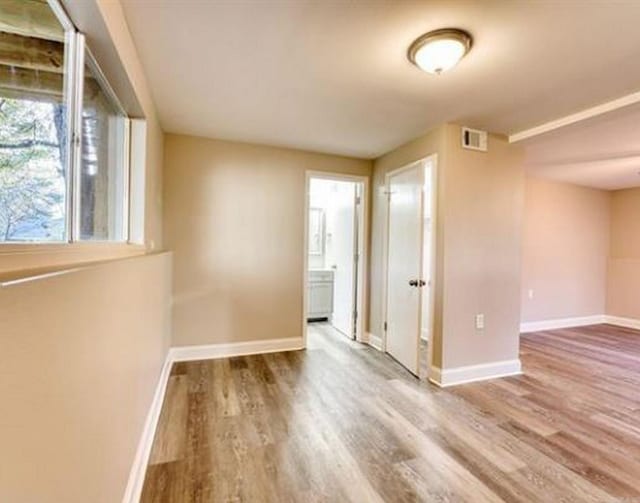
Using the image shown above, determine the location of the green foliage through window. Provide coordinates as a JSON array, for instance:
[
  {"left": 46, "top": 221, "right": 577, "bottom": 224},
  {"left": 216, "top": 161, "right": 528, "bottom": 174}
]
[{"left": 0, "top": 98, "right": 66, "bottom": 241}]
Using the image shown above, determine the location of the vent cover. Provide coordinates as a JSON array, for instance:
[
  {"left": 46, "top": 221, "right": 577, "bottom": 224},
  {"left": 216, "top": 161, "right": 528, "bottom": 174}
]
[{"left": 461, "top": 127, "right": 488, "bottom": 152}]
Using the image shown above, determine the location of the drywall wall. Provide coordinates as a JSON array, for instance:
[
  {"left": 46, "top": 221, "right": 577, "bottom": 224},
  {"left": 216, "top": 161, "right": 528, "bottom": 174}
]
[
  {"left": 0, "top": 253, "right": 172, "bottom": 503},
  {"left": 521, "top": 177, "right": 610, "bottom": 322},
  {"left": 607, "top": 187, "right": 640, "bottom": 319},
  {"left": 439, "top": 124, "right": 524, "bottom": 369},
  {"left": 0, "top": 2, "right": 171, "bottom": 501},
  {"left": 163, "top": 134, "right": 372, "bottom": 346},
  {"left": 520, "top": 180, "right": 640, "bottom": 323},
  {"left": 370, "top": 124, "right": 524, "bottom": 370}
]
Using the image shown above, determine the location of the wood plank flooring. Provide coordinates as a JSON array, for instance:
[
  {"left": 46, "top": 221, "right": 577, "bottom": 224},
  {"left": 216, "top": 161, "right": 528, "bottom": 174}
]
[{"left": 141, "top": 323, "right": 640, "bottom": 502}]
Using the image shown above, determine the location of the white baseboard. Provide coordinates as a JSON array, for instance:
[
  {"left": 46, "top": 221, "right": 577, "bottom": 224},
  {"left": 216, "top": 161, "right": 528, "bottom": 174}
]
[
  {"left": 367, "top": 332, "right": 383, "bottom": 351},
  {"left": 520, "top": 314, "right": 640, "bottom": 333},
  {"left": 429, "top": 359, "right": 522, "bottom": 387},
  {"left": 603, "top": 315, "right": 640, "bottom": 330},
  {"left": 520, "top": 315, "right": 606, "bottom": 333},
  {"left": 170, "top": 337, "right": 304, "bottom": 362},
  {"left": 122, "top": 351, "right": 173, "bottom": 503}
]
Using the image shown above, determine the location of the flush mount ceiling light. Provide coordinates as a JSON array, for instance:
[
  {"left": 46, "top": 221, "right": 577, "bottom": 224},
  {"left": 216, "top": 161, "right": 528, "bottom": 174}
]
[{"left": 408, "top": 28, "right": 473, "bottom": 75}]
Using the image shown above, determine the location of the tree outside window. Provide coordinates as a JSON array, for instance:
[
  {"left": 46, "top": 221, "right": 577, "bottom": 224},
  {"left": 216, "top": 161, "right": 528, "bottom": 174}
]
[{"left": 0, "top": 97, "right": 66, "bottom": 242}]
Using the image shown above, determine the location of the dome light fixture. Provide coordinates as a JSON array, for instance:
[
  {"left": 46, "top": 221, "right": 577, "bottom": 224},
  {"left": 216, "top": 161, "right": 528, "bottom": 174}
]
[{"left": 408, "top": 28, "right": 473, "bottom": 75}]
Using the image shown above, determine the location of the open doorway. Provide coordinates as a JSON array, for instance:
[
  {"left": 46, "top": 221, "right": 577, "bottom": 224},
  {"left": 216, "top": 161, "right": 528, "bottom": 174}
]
[
  {"left": 303, "top": 173, "right": 367, "bottom": 347},
  {"left": 383, "top": 156, "right": 436, "bottom": 380}
]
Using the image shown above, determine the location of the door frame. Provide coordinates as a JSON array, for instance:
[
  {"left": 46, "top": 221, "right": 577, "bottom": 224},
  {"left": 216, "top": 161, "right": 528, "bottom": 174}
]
[
  {"left": 381, "top": 155, "right": 438, "bottom": 379},
  {"left": 302, "top": 171, "right": 369, "bottom": 348}
]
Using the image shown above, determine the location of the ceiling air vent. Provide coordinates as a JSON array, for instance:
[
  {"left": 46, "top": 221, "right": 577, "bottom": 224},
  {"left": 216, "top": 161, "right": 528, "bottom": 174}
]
[{"left": 461, "top": 127, "right": 488, "bottom": 152}]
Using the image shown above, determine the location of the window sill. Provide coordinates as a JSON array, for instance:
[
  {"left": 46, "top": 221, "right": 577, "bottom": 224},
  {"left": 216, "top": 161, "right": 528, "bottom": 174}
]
[
  {"left": 0, "top": 250, "right": 170, "bottom": 288},
  {"left": 0, "top": 242, "right": 148, "bottom": 281}
]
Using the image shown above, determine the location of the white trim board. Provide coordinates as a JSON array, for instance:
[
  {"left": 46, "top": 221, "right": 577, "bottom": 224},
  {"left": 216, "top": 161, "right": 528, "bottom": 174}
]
[
  {"left": 520, "top": 315, "right": 640, "bottom": 333},
  {"left": 520, "top": 315, "right": 606, "bottom": 333},
  {"left": 509, "top": 90, "right": 640, "bottom": 142},
  {"left": 170, "top": 337, "right": 304, "bottom": 362},
  {"left": 367, "top": 332, "right": 383, "bottom": 351},
  {"left": 429, "top": 359, "right": 522, "bottom": 388},
  {"left": 122, "top": 337, "right": 303, "bottom": 502},
  {"left": 603, "top": 315, "right": 640, "bottom": 331},
  {"left": 121, "top": 351, "right": 173, "bottom": 503}
]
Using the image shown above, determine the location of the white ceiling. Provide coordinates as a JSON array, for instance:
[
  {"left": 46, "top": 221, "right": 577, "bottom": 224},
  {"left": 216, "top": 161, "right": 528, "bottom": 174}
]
[
  {"left": 522, "top": 103, "right": 640, "bottom": 191},
  {"left": 120, "top": 0, "right": 640, "bottom": 162}
]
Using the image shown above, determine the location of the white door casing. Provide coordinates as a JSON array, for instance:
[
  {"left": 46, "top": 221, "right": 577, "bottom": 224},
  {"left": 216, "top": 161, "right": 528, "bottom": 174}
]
[
  {"left": 303, "top": 171, "right": 369, "bottom": 348},
  {"left": 421, "top": 161, "right": 433, "bottom": 341}
]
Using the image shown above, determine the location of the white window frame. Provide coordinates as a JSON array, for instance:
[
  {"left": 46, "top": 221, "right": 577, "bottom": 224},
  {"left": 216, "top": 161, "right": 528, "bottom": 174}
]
[
  {"left": 72, "top": 44, "right": 130, "bottom": 243},
  {"left": 0, "top": 0, "right": 132, "bottom": 248}
]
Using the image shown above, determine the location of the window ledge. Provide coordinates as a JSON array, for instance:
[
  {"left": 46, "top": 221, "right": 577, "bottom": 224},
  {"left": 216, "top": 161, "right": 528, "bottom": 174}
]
[
  {"left": 0, "top": 242, "right": 148, "bottom": 281},
  {"left": 0, "top": 250, "right": 169, "bottom": 288}
]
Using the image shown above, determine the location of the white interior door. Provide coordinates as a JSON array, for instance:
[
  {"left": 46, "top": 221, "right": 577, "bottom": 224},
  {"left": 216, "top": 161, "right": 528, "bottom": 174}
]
[
  {"left": 327, "top": 181, "right": 356, "bottom": 337},
  {"left": 386, "top": 163, "right": 424, "bottom": 375}
]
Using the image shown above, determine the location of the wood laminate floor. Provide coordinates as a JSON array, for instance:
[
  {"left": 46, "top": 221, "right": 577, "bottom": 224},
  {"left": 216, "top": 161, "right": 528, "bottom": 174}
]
[{"left": 141, "top": 323, "right": 640, "bottom": 502}]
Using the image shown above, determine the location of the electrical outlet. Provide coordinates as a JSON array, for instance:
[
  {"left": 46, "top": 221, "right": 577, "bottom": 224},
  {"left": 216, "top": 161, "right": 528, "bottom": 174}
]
[
  {"left": 475, "top": 314, "right": 485, "bottom": 331},
  {"left": 527, "top": 289, "right": 534, "bottom": 300}
]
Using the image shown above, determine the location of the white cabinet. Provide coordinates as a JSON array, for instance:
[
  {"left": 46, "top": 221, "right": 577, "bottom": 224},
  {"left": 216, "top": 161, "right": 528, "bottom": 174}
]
[{"left": 307, "top": 270, "right": 334, "bottom": 320}]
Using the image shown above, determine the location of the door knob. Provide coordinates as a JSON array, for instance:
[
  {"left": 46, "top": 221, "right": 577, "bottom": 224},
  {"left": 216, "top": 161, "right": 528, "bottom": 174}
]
[{"left": 408, "top": 279, "right": 418, "bottom": 287}]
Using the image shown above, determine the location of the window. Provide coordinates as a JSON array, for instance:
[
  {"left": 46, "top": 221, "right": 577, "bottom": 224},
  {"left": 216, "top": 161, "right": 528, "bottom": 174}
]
[
  {"left": 0, "top": 6, "right": 69, "bottom": 242},
  {"left": 78, "top": 51, "right": 128, "bottom": 241},
  {"left": 0, "top": 0, "right": 130, "bottom": 244}
]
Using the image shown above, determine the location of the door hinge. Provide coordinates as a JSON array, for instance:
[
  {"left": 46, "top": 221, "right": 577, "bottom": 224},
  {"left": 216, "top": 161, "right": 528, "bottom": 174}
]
[
  {"left": 72, "top": 130, "right": 81, "bottom": 148},
  {"left": 355, "top": 195, "right": 361, "bottom": 205},
  {"left": 384, "top": 321, "right": 388, "bottom": 332}
]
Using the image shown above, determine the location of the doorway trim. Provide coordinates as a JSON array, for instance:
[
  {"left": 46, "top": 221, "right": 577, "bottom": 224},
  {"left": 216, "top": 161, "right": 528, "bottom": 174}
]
[
  {"left": 381, "top": 154, "right": 438, "bottom": 379},
  {"left": 302, "top": 171, "right": 369, "bottom": 348}
]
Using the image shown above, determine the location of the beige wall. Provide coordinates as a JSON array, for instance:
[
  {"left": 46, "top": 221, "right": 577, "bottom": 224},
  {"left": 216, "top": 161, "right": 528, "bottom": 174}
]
[
  {"left": 607, "top": 187, "right": 640, "bottom": 319},
  {"left": 440, "top": 125, "right": 524, "bottom": 368},
  {"left": 0, "top": 253, "right": 172, "bottom": 503},
  {"left": 609, "top": 187, "right": 640, "bottom": 258},
  {"left": 0, "top": 2, "right": 171, "bottom": 501},
  {"left": 370, "top": 124, "right": 524, "bottom": 369},
  {"left": 521, "top": 180, "right": 640, "bottom": 323},
  {"left": 521, "top": 177, "right": 610, "bottom": 322},
  {"left": 164, "top": 134, "right": 372, "bottom": 346}
]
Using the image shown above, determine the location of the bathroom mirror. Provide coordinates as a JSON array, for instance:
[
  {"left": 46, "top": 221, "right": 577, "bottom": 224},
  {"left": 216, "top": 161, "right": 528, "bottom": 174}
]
[{"left": 308, "top": 207, "right": 325, "bottom": 255}]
